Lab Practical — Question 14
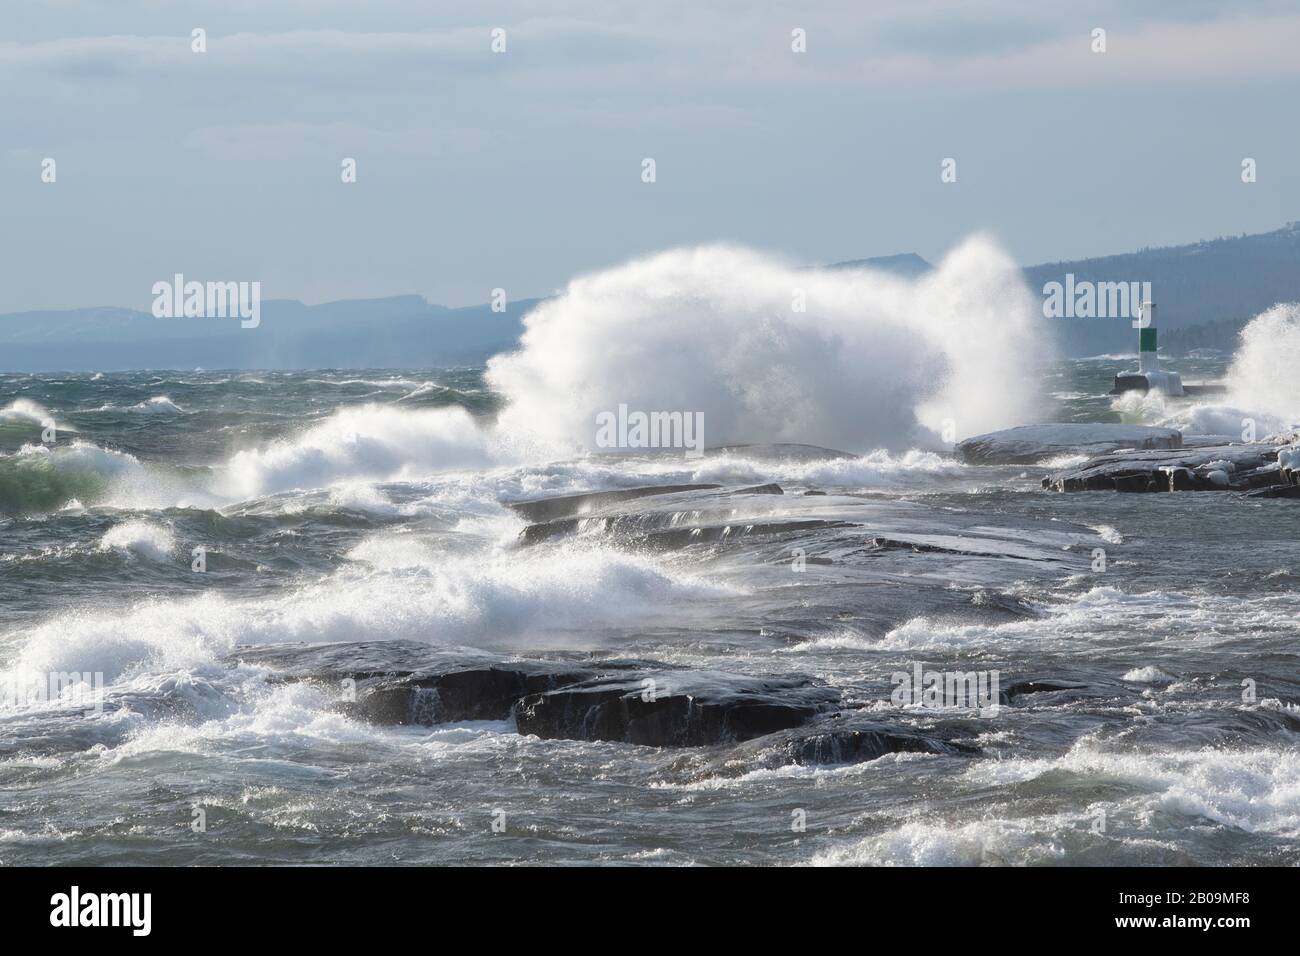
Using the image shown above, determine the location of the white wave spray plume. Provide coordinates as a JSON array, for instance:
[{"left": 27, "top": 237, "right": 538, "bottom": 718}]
[
  {"left": 1125, "top": 303, "right": 1300, "bottom": 437},
  {"left": 487, "top": 236, "right": 1045, "bottom": 453},
  {"left": 1225, "top": 303, "right": 1300, "bottom": 430}
]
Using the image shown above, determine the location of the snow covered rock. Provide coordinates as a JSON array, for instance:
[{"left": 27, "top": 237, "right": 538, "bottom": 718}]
[
  {"left": 956, "top": 423, "right": 1183, "bottom": 464},
  {"left": 1043, "top": 443, "right": 1286, "bottom": 493}
]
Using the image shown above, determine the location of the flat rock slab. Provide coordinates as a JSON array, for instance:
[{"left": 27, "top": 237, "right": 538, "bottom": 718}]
[
  {"left": 509, "top": 484, "right": 721, "bottom": 523},
  {"left": 227, "top": 640, "right": 646, "bottom": 723},
  {"left": 707, "top": 443, "right": 856, "bottom": 462},
  {"left": 514, "top": 670, "right": 840, "bottom": 747},
  {"left": 957, "top": 423, "right": 1183, "bottom": 465},
  {"left": 852, "top": 535, "right": 1064, "bottom": 563},
  {"left": 521, "top": 514, "right": 853, "bottom": 548},
  {"left": 1042, "top": 443, "right": 1285, "bottom": 492},
  {"left": 347, "top": 663, "right": 607, "bottom": 725},
  {"left": 227, "top": 640, "right": 492, "bottom": 681},
  {"left": 511, "top": 482, "right": 865, "bottom": 548},
  {"left": 1245, "top": 483, "right": 1300, "bottom": 499}
]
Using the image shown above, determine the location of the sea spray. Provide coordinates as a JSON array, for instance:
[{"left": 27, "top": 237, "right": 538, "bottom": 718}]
[
  {"left": 217, "top": 404, "right": 502, "bottom": 500},
  {"left": 1225, "top": 302, "right": 1300, "bottom": 428},
  {"left": 487, "top": 236, "right": 1045, "bottom": 454},
  {"left": 1111, "top": 302, "right": 1300, "bottom": 437}
]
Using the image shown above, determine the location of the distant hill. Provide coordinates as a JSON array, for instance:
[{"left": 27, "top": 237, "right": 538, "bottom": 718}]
[
  {"left": 0, "top": 253, "right": 939, "bottom": 372},
  {"left": 0, "top": 295, "right": 539, "bottom": 372},
  {"left": 3, "top": 224, "right": 1298, "bottom": 370},
  {"left": 835, "top": 229, "right": 1300, "bottom": 357},
  {"left": 1025, "top": 221, "right": 1300, "bottom": 356},
  {"left": 1160, "top": 316, "right": 1251, "bottom": 356}
]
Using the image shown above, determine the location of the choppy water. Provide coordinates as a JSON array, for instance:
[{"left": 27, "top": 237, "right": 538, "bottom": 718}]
[{"left": 2, "top": 360, "right": 1298, "bottom": 866}]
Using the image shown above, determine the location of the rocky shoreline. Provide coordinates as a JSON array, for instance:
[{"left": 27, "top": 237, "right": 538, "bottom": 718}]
[
  {"left": 959, "top": 424, "right": 1300, "bottom": 496},
  {"left": 227, "top": 640, "right": 987, "bottom": 759}
]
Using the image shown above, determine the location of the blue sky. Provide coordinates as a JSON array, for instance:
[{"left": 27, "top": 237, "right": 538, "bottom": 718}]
[{"left": 4, "top": 0, "right": 1299, "bottom": 312}]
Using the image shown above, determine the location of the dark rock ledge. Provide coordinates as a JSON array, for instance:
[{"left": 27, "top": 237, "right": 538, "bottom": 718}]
[
  {"left": 1042, "top": 443, "right": 1295, "bottom": 493},
  {"left": 227, "top": 642, "right": 837, "bottom": 748},
  {"left": 509, "top": 482, "right": 832, "bottom": 547},
  {"left": 508, "top": 484, "right": 721, "bottom": 524},
  {"left": 514, "top": 671, "right": 839, "bottom": 747},
  {"left": 228, "top": 643, "right": 1102, "bottom": 764},
  {"left": 711, "top": 715, "right": 982, "bottom": 771}
]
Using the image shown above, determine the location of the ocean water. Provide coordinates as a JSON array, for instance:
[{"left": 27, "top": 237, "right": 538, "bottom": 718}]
[{"left": 2, "top": 360, "right": 1299, "bottom": 866}]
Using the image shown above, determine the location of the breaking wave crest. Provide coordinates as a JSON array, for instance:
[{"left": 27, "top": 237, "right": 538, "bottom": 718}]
[
  {"left": 0, "top": 442, "right": 150, "bottom": 515},
  {"left": 0, "top": 542, "right": 734, "bottom": 696},
  {"left": 215, "top": 404, "right": 502, "bottom": 500}
]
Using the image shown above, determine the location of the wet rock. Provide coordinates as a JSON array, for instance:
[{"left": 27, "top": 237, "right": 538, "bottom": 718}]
[
  {"left": 228, "top": 640, "right": 636, "bottom": 726},
  {"left": 638, "top": 518, "right": 853, "bottom": 550},
  {"left": 999, "top": 679, "right": 1090, "bottom": 704},
  {"left": 520, "top": 514, "right": 855, "bottom": 548},
  {"left": 512, "top": 483, "right": 845, "bottom": 547},
  {"left": 734, "top": 483, "right": 784, "bottom": 495},
  {"left": 958, "top": 424, "right": 1183, "bottom": 465},
  {"left": 228, "top": 640, "right": 460, "bottom": 681},
  {"left": 509, "top": 484, "right": 720, "bottom": 523},
  {"left": 231, "top": 642, "right": 836, "bottom": 748},
  {"left": 1043, "top": 443, "right": 1284, "bottom": 493},
  {"left": 759, "top": 718, "right": 978, "bottom": 765},
  {"left": 1273, "top": 443, "right": 1300, "bottom": 483},
  {"left": 514, "top": 671, "right": 839, "bottom": 747},
  {"left": 1245, "top": 483, "right": 1300, "bottom": 499},
  {"left": 346, "top": 663, "right": 600, "bottom": 725},
  {"left": 852, "top": 536, "right": 1049, "bottom": 562},
  {"left": 861, "top": 536, "right": 974, "bottom": 555},
  {"left": 691, "top": 715, "right": 979, "bottom": 775}
]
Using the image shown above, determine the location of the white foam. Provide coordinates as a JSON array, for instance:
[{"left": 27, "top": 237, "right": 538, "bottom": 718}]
[
  {"left": 689, "top": 449, "right": 968, "bottom": 488},
  {"left": 217, "top": 404, "right": 502, "bottom": 499},
  {"left": 0, "top": 542, "right": 737, "bottom": 694},
  {"left": 398, "top": 382, "right": 449, "bottom": 401},
  {"left": 1122, "top": 665, "right": 1176, "bottom": 684},
  {"left": 0, "top": 398, "right": 59, "bottom": 427},
  {"left": 346, "top": 532, "right": 449, "bottom": 569},
  {"left": 812, "top": 740, "right": 1300, "bottom": 864},
  {"left": 488, "top": 237, "right": 1045, "bottom": 454},
  {"left": 1224, "top": 303, "right": 1300, "bottom": 427},
  {"left": 657, "top": 751, "right": 934, "bottom": 792},
  {"left": 98, "top": 520, "right": 176, "bottom": 560},
  {"left": 1111, "top": 303, "right": 1300, "bottom": 436},
  {"left": 880, "top": 585, "right": 1300, "bottom": 654},
  {"left": 1088, "top": 524, "right": 1123, "bottom": 545},
  {"left": 775, "top": 630, "right": 877, "bottom": 654},
  {"left": 964, "top": 740, "right": 1300, "bottom": 836},
  {"left": 120, "top": 396, "right": 184, "bottom": 414},
  {"left": 811, "top": 816, "right": 1070, "bottom": 866},
  {"left": 304, "top": 376, "right": 424, "bottom": 389}
]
